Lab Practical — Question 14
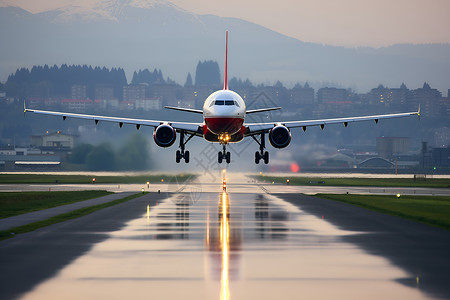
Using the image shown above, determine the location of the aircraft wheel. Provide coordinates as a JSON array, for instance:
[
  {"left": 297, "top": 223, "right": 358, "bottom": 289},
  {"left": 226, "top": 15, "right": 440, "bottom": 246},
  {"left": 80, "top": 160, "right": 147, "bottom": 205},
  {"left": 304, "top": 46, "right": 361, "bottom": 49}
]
[
  {"left": 218, "top": 152, "right": 223, "bottom": 164},
  {"left": 176, "top": 150, "right": 181, "bottom": 163},
  {"left": 184, "top": 151, "right": 190, "bottom": 163},
  {"left": 226, "top": 152, "right": 231, "bottom": 164},
  {"left": 255, "top": 151, "right": 260, "bottom": 164},
  {"left": 263, "top": 151, "right": 269, "bottom": 164}
]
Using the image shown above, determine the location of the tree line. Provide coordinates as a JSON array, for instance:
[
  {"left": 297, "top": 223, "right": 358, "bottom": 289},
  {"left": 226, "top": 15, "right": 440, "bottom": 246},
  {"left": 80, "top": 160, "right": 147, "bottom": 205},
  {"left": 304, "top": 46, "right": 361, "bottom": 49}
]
[{"left": 5, "top": 64, "right": 127, "bottom": 100}]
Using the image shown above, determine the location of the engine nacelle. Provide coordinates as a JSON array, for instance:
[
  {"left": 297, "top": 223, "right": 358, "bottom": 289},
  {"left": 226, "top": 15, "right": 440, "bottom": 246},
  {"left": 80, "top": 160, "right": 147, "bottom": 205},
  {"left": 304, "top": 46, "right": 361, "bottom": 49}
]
[
  {"left": 153, "top": 124, "right": 176, "bottom": 147},
  {"left": 269, "top": 125, "right": 291, "bottom": 148}
]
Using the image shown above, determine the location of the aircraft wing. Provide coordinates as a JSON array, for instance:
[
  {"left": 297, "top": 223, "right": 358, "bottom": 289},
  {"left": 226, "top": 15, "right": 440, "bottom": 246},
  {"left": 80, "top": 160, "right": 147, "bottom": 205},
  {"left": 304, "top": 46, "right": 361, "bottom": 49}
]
[
  {"left": 25, "top": 108, "right": 203, "bottom": 136},
  {"left": 164, "top": 106, "right": 203, "bottom": 114},
  {"left": 246, "top": 107, "right": 282, "bottom": 114},
  {"left": 245, "top": 109, "right": 420, "bottom": 135}
]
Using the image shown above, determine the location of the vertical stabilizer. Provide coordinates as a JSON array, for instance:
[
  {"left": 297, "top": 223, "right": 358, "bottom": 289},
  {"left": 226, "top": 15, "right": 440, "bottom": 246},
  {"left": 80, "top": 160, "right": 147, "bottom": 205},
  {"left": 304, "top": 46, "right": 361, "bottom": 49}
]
[{"left": 223, "top": 31, "right": 229, "bottom": 90}]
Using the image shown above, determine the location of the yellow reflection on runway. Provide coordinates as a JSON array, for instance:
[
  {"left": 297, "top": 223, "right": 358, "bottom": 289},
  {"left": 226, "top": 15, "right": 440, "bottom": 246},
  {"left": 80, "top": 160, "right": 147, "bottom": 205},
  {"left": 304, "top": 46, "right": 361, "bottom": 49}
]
[{"left": 220, "top": 192, "right": 230, "bottom": 300}]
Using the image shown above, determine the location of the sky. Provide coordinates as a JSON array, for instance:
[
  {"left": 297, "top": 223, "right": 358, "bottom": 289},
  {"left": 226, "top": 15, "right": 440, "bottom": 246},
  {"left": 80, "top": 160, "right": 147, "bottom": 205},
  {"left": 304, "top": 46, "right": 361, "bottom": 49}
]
[{"left": 2, "top": 0, "right": 450, "bottom": 47}]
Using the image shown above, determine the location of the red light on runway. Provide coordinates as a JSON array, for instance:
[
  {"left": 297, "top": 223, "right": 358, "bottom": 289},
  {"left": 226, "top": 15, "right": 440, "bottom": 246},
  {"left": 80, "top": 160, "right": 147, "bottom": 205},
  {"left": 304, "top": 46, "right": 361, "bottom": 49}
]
[{"left": 290, "top": 163, "right": 300, "bottom": 173}]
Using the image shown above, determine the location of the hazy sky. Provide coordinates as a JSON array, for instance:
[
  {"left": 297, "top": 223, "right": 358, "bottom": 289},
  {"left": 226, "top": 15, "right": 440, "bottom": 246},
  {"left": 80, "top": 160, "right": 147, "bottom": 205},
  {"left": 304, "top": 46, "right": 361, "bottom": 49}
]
[{"left": 3, "top": 0, "right": 450, "bottom": 47}]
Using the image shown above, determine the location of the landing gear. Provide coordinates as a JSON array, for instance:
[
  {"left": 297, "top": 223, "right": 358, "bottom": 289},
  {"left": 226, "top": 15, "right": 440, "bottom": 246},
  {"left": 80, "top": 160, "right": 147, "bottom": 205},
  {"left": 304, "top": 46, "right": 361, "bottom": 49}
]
[
  {"left": 176, "top": 130, "right": 194, "bottom": 163},
  {"left": 252, "top": 133, "right": 269, "bottom": 164},
  {"left": 218, "top": 144, "right": 231, "bottom": 164}
]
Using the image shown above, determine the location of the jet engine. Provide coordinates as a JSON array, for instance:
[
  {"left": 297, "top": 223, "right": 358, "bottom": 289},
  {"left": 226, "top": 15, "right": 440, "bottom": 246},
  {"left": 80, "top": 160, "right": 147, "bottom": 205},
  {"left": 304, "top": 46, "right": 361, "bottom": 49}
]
[
  {"left": 153, "top": 124, "right": 176, "bottom": 147},
  {"left": 269, "top": 125, "right": 291, "bottom": 148}
]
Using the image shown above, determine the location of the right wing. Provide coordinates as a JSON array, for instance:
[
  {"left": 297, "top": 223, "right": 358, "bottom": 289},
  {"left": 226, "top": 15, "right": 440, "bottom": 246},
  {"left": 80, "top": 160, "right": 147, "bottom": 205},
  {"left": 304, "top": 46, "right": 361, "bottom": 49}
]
[
  {"left": 164, "top": 106, "right": 203, "bottom": 114},
  {"left": 25, "top": 107, "right": 203, "bottom": 136}
]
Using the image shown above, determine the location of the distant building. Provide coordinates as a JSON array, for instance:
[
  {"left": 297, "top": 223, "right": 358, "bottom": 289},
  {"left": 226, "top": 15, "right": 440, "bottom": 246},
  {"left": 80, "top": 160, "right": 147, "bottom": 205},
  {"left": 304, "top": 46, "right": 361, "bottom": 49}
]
[
  {"left": 290, "top": 84, "right": 314, "bottom": 105},
  {"left": 135, "top": 98, "right": 162, "bottom": 111},
  {"left": 367, "top": 85, "right": 392, "bottom": 106},
  {"left": 182, "top": 86, "right": 214, "bottom": 108},
  {"left": 317, "top": 87, "right": 348, "bottom": 103},
  {"left": 434, "top": 127, "right": 450, "bottom": 147},
  {"left": 151, "top": 83, "right": 180, "bottom": 107},
  {"left": 123, "top": 84, "right": 146, "bottom": 101},
  {"left": 95, "top": 84, "right": 114, "bottom": 100},
  {"left": 26, "top": 97, "right": 59, "bottom": 109},
  {"left": 432, "top": 147, "right": 450, "bottom": 168},
  {"left": 71, "top": 84, "right": 87, "bottom": 100},
  {"left": 31, "top": 131, "right": 76, "bottom": 149},
  {"left": 390, "top": 83, "right": 411, "bottom": 107},
  {"left": 0, "top": 144, "right": 62, "bottom": 171},
  {"left": 376, "top": 137, "right": 410, "bottom": 159},
  {"left": 120, "top": 100, "right": 135, "bottom": 110},
  {"left": 409, "top": 83, "right": 442, "bottom": 117},
  {"left": 61, "top": 99, "right": 93, "bottom": 112}
]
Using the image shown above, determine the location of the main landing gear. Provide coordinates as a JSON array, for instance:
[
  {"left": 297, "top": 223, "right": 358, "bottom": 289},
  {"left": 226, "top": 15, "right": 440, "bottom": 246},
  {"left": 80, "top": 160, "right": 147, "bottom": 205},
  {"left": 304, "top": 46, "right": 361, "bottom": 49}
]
[
  {"left": 252, "top": 133, "right": 269, "bottom": 164},
  {"left": 176, "top": 130, "right": 194, "bottom": 163},
  {"left": 218, "top": 144, "right": 231, "bottom": 164}
]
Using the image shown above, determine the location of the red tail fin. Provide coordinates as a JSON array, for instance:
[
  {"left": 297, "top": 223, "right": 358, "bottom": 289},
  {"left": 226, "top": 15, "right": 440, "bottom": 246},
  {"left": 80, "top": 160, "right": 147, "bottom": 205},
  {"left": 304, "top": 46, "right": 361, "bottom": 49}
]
[{"left": 223, "top": 31, "right": 228, "bottom": 90}]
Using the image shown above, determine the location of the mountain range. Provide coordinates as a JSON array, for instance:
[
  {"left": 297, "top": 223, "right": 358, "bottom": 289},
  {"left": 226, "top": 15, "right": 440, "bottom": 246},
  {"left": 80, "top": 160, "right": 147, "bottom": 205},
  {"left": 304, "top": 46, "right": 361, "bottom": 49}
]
[{"left": 1, "top": 0, "right": 449, "bottom": 93}]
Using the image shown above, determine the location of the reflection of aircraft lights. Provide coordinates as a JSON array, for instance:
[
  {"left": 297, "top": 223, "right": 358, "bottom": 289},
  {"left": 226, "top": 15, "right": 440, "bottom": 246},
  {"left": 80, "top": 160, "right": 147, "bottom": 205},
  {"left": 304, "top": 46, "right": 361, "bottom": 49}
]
[
  {"left": 206, "top": 209, "right": 210, "bottom": 247},
  {"left": 147, "top": 205, "right": 150, "bottom": 223},
  {"left": 220, "top": 192, "right": 230, "bottom": 300}
]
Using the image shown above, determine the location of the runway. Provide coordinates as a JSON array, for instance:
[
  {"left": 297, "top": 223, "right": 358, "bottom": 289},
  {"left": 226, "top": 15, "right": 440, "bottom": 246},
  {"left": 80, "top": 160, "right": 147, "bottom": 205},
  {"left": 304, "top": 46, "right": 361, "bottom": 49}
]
[{"left": 0, "top": 179, "right": 449, "bottom": 299}]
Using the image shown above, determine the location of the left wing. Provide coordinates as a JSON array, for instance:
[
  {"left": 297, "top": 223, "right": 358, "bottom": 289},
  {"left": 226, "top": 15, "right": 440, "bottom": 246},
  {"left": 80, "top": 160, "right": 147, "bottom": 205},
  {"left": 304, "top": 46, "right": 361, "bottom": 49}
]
[
  {"left": 245, "top": 109, "right": 420, "bottom": 135},
  {"left": 25, "top": 107, "right": 203, "bottom": 136}
]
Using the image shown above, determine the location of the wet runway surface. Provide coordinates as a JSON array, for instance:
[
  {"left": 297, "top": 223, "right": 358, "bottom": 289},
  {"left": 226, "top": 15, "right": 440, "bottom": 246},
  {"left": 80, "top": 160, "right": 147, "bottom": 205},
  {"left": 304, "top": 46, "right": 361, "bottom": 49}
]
[{"left": 1, "top": 185, "right": 449, "bottom": 299}]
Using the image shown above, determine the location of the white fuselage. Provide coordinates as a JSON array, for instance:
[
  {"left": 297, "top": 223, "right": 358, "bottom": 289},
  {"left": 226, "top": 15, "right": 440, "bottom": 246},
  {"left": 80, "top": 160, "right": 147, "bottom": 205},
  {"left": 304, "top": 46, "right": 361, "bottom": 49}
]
[{"left": 202, "top": 90, "right": 246, "bottom": 136}]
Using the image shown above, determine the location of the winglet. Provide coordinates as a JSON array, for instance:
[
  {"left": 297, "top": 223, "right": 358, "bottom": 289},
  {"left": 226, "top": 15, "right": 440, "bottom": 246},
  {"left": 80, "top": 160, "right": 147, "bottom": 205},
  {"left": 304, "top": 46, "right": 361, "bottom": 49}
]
[
  {"left": 23, "top": 100, "right": 27, "bottom": 117},
  {"left": 223, "top": 31, "right": 229, "bottom": 90},
  {"left": 417, "top": 104, "right": 421, "bottom": 120}
]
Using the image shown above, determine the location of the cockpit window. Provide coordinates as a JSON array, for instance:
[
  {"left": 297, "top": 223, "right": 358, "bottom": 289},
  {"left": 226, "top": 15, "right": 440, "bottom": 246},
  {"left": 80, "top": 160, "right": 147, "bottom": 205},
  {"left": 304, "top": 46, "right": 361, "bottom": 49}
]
[{"left": 212, "top": 100, "right": 239, "bottom": 106}]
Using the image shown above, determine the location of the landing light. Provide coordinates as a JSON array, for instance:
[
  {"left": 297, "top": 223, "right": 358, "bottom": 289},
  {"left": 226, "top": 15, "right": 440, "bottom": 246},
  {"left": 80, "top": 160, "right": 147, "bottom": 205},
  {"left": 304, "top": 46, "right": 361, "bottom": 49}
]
[{"left": 397, "top": 193, "right": 401, "bottom": 198}]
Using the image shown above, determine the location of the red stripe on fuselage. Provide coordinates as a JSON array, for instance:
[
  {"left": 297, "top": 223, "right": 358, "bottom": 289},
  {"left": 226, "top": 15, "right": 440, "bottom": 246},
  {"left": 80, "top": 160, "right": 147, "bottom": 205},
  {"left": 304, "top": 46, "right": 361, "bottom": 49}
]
[{"left": 205, "top": 117, "right": 244, "bottom": 135}]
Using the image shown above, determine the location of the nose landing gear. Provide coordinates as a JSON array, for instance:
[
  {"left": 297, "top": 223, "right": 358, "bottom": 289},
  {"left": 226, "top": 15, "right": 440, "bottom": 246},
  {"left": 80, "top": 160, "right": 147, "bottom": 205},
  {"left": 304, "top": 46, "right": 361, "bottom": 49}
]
[{"left": 218, "top": 144, "right": 231, "bottom": 164}]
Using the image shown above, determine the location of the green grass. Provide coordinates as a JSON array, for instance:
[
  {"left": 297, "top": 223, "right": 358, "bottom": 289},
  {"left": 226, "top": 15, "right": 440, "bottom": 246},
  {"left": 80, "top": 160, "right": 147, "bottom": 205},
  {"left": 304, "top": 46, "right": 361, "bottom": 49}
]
[
  {"left": 0, "top": 192, "right": 146, "bottom": 241},
  {"left": 0, "top": 190, "right": 112, "bottom": 219},
  {"left": 315, "top": 194, "right": 450, "bottom": 230},
  {"left": 251, "top": 175, "right": 450, "bottom": 188},
  {"left": 0, "top": 173, "right": 196, "bottom": 184}
]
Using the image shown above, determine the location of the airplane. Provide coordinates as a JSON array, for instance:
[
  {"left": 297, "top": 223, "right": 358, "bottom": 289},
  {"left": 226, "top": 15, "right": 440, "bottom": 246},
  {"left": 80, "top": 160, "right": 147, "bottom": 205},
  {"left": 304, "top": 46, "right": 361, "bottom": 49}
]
[{"left": 24, "top": 31, "right": 420, "bottom": 165}]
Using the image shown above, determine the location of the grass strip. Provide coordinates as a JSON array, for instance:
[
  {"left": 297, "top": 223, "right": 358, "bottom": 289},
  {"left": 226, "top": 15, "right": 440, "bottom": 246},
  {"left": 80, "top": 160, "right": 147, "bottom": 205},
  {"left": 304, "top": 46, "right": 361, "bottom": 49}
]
[
  {"left": 251, "top": 175, "right": 450, "bottom": 188},
  {"left": 315, "top": 193, "right": 450, "bottom": 230},
  {"left": 0, "top": 173, "right": 195, "bottom": 184},
  {"left": 0, "top": 192, "right": 146, "bottom": 241},
  {"left": 0, "top": 190, "right": 113, "bottom": 219}
]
